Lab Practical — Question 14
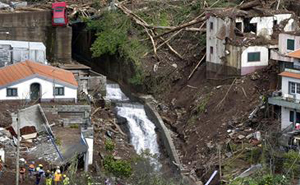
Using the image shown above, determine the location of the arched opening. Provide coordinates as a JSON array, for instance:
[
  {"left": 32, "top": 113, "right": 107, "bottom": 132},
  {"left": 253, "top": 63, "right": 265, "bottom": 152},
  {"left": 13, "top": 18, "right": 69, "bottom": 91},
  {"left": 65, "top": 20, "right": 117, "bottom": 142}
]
[{"left": 30, "top": 83, "right": 41, "bottom": 101}]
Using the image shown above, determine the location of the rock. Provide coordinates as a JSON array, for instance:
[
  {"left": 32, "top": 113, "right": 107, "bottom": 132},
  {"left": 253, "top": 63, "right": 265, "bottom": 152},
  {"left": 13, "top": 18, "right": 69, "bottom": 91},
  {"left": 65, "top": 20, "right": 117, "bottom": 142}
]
[
  {"left": 246, "top": 133, "right": 253, "bottom": 139},
  {"left": 172, "top": 63, "right": 178, "bottom": 68},
  {"left": 229, "top": 132, "right": 235, "bottom": 138},
  {"left": 195, "top": 181, "right": 203, "bottom": 185},
  {"left": 216, "top": 85, "right": 222, "bottom": 89},
  {"left": 225, "top": 152, "right": 233, "bottom": 158},
  {"left": 153, "top": 63, "right": 159, "bottom": 72},
  {"left": 113, "top": 156, "right": 122, "bottom": 160},
  {"left": 206, "top": 141, "right": 214, "bottom": 149},
  {"left": 238, "top": 135, "right": 245, "bottom": 140}
]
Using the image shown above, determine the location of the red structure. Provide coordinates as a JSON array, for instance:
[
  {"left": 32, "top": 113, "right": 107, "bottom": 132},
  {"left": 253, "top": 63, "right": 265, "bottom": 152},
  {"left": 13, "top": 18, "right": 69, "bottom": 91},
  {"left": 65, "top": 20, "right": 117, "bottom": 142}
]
[{"left": 52, "top": 2, "right": 68, "bottom": 26}]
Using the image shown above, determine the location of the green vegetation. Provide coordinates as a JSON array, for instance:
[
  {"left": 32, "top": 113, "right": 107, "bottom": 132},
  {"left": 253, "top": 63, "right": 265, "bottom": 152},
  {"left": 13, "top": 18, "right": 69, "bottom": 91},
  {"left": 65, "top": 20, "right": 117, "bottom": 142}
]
[
  {"left": 88, "top": 10, "right": 147, "bottom": 85},
  {"left": 55, "top": 138, "right": 62, "bottom": 146},
  {"left": 283, "top": 150, "right": 300, "bottom": 178},
  {"left": 70, "top": 124, "right": 79, "bottom": 129},
  {"left": 105, "top": 139, "right": 115, "bottom": 152},
  {"left": 229, "top": 173, "right": 289, "bottom": 185},
  {"left": 103, "top": 155, "right": 132, "bottom": 178}
]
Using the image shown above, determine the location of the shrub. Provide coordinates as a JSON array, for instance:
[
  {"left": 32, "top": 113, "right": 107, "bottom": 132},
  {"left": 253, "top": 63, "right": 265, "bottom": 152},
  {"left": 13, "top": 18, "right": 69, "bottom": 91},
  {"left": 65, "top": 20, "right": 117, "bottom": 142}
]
[
  {"left": 283, "top": 150, "right": 300, "bottom": 178},
  {"left": 103, "top": 155, "right": 132, "bottom": 178},
  {"left": 105, "top": 139, "right": 115, "bottom": 152},
  {"left": 230, "top": 174, "right": 288, "bottom": 185}
]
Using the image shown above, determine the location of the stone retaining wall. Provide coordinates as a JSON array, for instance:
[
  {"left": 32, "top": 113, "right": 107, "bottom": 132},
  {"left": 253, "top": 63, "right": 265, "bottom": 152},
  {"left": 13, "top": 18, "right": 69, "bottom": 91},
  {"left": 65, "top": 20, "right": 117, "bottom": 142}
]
[{"left": 140, "top": 96, "right": 182, "bottom": 172}]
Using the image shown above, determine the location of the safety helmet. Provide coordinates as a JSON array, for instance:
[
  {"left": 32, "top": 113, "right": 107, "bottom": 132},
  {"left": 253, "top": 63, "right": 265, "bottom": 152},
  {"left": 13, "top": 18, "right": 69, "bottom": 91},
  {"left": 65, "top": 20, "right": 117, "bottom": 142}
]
[
  {"left": 63, "top": 174, "right": 66, "bottom": 177},
  {"left": 57, "top": 169, "right": 61, "bottom": 174},
  {"left": 38, "top": 164, "right": 43, "bottom": 167}
]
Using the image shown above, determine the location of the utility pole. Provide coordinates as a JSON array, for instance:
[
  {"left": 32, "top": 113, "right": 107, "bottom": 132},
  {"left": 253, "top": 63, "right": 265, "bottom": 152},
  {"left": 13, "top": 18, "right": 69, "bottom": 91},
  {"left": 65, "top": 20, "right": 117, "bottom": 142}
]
[{"left": 15, "top": 112, "right": 20, "bottom": 185}]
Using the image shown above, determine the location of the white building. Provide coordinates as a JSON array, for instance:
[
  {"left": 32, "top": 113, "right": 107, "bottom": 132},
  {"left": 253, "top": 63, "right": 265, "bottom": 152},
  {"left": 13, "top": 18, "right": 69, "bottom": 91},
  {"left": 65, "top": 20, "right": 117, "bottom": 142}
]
[
  {"left": 271, "top": 32, "right": 300, "bottom": 70},
  {"left": 0, "top": 60, "right": 77, "bottom": 101},
  {"left": 0, "top": 40, "right": 46, "bottom": 67},
  {"left": 206, "top": 8, "right": 298, "bottom": 78},
  {"left": 269, "top": 69, "right": 300, "bottom": 130}
]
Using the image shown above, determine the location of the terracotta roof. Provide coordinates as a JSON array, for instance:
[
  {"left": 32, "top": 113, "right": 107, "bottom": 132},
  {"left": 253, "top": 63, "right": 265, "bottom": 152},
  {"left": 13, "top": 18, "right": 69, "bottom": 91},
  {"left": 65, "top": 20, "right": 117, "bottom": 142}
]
[
  {"left": 287, "top": 49, "right": 300, "bottom": 59},
  {"left": 0, "top": 61, "right": 78, "bottom": 87},
  {"left": 279, "top": 71, "right": 300, "bottom": 79}
]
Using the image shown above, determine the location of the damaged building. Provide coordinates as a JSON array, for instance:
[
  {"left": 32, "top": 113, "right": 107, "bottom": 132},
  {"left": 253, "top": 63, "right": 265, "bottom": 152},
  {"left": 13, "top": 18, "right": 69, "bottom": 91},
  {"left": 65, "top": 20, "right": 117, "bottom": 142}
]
[
  {"left": 0, "top": 40, "right": 46, "bottom": 67},
  {"left": 2, "top": 103, "right": 93, "bottom": 171},
  {"left": 206, "top": 8, "right": 298, "bottom": 78},
  {"left": 59, "top": 63, "right": 107, "bottom": 99},
  {"left": 271, "top": 31, "right": 300, "bottom": 70}
]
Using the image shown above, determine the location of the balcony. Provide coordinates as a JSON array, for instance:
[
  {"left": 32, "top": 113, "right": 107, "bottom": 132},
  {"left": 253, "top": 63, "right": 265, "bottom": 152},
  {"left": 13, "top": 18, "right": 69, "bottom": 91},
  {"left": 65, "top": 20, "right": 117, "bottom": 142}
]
[
  {"left": 270, "top": 50, "right": 297, "bottom": 63},
  {"left": 268, "top": 93, "right": 300, "bottom": 110}
]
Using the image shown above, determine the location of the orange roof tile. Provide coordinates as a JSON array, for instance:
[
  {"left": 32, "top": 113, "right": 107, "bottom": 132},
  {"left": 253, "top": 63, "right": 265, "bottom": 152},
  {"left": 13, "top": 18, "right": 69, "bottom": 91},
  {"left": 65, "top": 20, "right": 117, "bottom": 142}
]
[
  {"left": 287, "top": 49, "right": 300, "bottom": 59},
  {"left": 279, "top": 71, "right": 300, "bottom": 79},
  {"left": 0, "top": 61, "right": 78, "bottom": 87}
]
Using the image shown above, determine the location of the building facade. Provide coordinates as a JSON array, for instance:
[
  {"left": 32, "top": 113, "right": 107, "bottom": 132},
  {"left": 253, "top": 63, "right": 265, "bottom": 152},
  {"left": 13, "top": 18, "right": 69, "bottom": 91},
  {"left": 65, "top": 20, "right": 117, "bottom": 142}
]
[
  {"left": 206, "top": 8, "right": 297, "bottom": 78},
  {"left": 269, "top": 69, "right": 300, "bottom": 130},
  {"left": 0, "top": 60, "right": 77, "bottom": 101},
  {"left": 0, "top": 40, "right": 46, "bottom": 67}
]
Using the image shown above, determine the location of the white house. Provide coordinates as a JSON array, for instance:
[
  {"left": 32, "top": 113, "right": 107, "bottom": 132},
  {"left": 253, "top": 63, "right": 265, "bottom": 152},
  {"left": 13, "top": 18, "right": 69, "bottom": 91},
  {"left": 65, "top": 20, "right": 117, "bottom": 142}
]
[
  {"left": 269, "top": 69, "right": 300, "bottom": 130},
  {"left": 206, "top": 8, "right": 298, "bottom": 78},
  {"left": 271, "top": 32, "right": 300, "bottom": 71},
  {"left": 0, "top": 60, "right": 78, "bottom": 101},
  {"left": 0, "top": 40, "right": 46, "bottom": 67}
]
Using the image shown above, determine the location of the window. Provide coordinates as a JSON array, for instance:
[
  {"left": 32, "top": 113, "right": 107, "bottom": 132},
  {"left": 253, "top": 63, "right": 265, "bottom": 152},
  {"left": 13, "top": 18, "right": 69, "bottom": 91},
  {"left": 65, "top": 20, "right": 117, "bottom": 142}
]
[
  {"left": 210, "top": 22, "right": 213, "bottom": 30},
  {"left": 290, "top": 111, "right": 300, "bottom": 123},
  {"left": 54, "top": 18, "right": 65, "bottom": 24},
  {"left": 7, "top": 88, "right": 17, "bottom": 97},
  {"left": 54, "top": 87, "right": 64, "bottom": 96},
  {"left": 210, "top": 46, "right": 213, "bottom": 54},
  {"left": 289, "top": 82, "right": 296, "bottom": 94},
  {"left": 287, "top": 39, "right": 295, "bottom": 50},
  {"left": 247, "top": 52, "right": 260, "bottom": 62}
]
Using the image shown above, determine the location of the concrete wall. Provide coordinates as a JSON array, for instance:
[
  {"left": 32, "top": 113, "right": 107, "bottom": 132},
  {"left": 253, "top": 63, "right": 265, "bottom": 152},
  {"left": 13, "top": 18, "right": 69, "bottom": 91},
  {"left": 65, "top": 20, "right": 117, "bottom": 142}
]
[
  {"left": 206, "top": 16, "right": 229, "bottom": 65},
  {"left": 281, "top": 107, "right": 294, "bottom": 130},
  {"left": 250, "top": 14, "right": 293, "bottom": 37},
  {"left": 11, "top": 104, "right": 49, "bottom": 133},
  {"left": 42, "top": 104, "right": 91, "bottom": 126},
  {"left": 279, "top": 33, "right": 300, "bottom": 55},
  {"left": 0, "top": 11, "right": 72, "bottom": 63},
  {"left": 241, "top": 46, "right": 269, "bottom": 75},
  {"left": 53, "top": 27, "right": 72, "bottom": 63},
  {"left": 0, "top": 77, "right": 77, "bottom": 101},
  {"left": 140, "top": 96, "right": 181, "bottom": 172}
]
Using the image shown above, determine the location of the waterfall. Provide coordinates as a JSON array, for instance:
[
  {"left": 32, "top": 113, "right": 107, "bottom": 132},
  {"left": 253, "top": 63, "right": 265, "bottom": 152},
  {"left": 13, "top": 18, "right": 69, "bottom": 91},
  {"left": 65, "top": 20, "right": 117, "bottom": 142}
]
[{"left": 106, "top": 83, "right": 160, "bottom": 159}]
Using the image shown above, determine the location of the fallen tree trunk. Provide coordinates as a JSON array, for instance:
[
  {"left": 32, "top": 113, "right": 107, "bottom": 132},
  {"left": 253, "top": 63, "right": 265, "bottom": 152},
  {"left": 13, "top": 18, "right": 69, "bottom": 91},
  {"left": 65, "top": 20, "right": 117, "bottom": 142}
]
[
  {"left": 188, "top": 53, "right": 206, "bottom": 80},
  {"left": 148, "top": 25, "right": 205, "bottom": 32},
  {"left": 115, "top": 3, "right": 159, "bottom": 60},
  {"left": 153, "top": 17, "right": 206, "bottom": 39},
  {"left": 238, "top": 0, "right": 260, "bottom": 10}
]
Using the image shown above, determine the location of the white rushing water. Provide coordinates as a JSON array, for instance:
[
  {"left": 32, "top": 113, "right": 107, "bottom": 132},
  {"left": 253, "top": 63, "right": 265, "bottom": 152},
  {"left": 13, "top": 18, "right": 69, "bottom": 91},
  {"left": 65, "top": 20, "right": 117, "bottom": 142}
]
[{"left": 106, "top": 83, "right": 160, "bottom": 157}]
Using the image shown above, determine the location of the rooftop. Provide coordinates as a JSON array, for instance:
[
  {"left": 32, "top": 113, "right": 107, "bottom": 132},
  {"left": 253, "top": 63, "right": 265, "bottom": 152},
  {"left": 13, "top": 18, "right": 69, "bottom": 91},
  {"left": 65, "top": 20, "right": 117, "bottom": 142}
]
[
  {"left": 287, "top": 49, "right": 300, "bottom": 59},
  {"left": 279, "top": 71, "right": 300, "bottom": 79},
  {"left": 207, "top": 7, "right": 292, "bottom": 19},
  {"left": 0, "top": 60, "right": 78, "bottom": 88}
]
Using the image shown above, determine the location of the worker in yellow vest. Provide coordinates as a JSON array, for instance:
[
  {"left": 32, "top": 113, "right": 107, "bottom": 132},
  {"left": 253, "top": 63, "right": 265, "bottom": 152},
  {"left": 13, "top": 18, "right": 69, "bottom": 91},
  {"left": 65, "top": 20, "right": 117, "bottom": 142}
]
[{"left": 63, "top": 174, "right": 70, "bottom": 185}]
